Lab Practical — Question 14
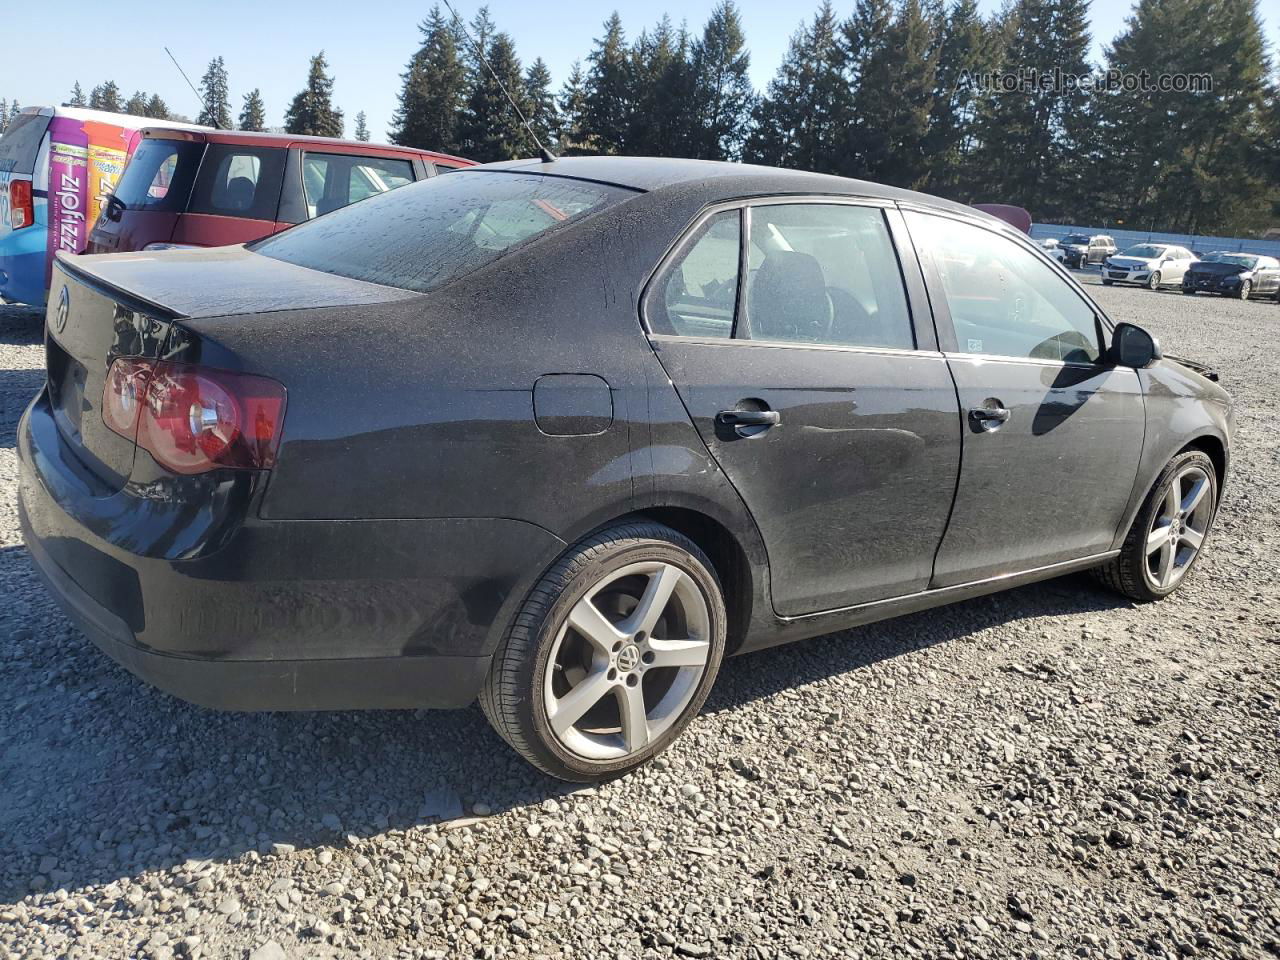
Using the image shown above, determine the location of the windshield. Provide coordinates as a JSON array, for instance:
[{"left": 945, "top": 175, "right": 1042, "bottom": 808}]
[
  {"left": 253, "top": 171, "right": 634, "bottom": 293},
  {"left": 1203, "top": 252, "right": 1256, "bottom": 267},
  {"left": 1062, "top": 235, "right": 1091, "bottom": 245},
  {"left": 1121, "top": 245, "right": 1165, "bottom": 259}
]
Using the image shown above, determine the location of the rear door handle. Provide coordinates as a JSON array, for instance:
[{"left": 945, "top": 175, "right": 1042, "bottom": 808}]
[{"left": 716, "top": 408, "right": 780, "bottom": 438}]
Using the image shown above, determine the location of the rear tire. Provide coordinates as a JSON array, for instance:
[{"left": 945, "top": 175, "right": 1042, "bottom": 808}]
[
  {"left": 1093, "top": 450, "right": 1217, "bottom": 602},
  {"left": 480, "top": 521, "right": 727, "bottom": 782}
]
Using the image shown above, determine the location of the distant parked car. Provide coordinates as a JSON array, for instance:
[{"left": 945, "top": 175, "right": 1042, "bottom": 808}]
[
  {"left": 86, "top": 128, "right": 473, "bottom": 255},
  {"left": 1059, "top": 233, "right": 1117, "bottom": 268},
  {"left": 1103, "top": 243, "right": 1196, "bottom": 290},
  {"left": 1041, "top": 238, "right": 1066, "bottom": 263},
  {"left": 1181, "top": 251, "right": 1280, "bottom": 300}
]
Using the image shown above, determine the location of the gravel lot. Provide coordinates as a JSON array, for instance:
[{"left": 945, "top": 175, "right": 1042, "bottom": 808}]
[{"left": 1, "top": 274, "right": 1277, "bottom": 960}]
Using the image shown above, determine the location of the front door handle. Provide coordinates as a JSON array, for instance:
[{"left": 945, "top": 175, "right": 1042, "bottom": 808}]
[
  {"left": 716, "top": 408, "right": 780, "bottom": 438},
  {"left": 968, "top": 403, "right": 1011, "bottom": 431}
]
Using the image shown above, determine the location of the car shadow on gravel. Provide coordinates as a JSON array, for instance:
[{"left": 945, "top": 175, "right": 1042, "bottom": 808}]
[
  {"left": 0, "top": 303, "right": 43, "bottom": 345},
  {"left": 0, "top": 525, "right": 1131, "bottom": 904}
]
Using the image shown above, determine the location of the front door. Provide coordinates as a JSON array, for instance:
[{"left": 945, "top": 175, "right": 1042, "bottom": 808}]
[
  {"left": 905, "top": 210, "right": 1146, "bottom": 586},
  {"left": 646, "top": 201, "right": 961, "bottom": 615}
]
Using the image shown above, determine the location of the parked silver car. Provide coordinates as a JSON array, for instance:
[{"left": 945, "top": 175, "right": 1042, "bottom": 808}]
[
  {"left": 1182, "top": 252, "right": 1280, "bottom": 300},
  {"left": 1103, "top": 244, "right": 1196, "bottom": 290}
]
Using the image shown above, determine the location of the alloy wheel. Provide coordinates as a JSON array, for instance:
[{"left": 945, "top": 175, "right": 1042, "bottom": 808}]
[
  {"left": 1145, "top": 465, "right": 1212, "bottom": 590},
  {"left": 1238, "top": 280, "right": 1251, "bottom": 300},
  {"left": 1147, "top": 271, "right": 1161, "bottom": 290},
  {"left": 543, "top": 561, "right": 711, "bottom": 761}
]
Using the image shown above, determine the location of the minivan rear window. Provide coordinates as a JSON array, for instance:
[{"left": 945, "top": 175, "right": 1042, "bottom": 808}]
[
  {"left": 252, "top": 171, "right": 633, "bottom": 293},
  {"left": 187, "top": 144, "right": 286, "bottom": 221},
  {"left": 0, "top": 112, "right": 52, "bottom": 175},
  {"left": 111, "top": 138, "right": 204, "bottom": 212}
]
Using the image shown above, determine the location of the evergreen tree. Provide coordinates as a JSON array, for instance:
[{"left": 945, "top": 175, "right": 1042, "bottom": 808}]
[
  {"left": 68, "top": 82, "right": 87, "bottom": 107},
  {"left": 90, "top": 81, "right": 122, "bottom": 112},
  {"left": 844, "top": 0, "right": 940, "bottom": 188},
  {"left": 524, "top": 57, "right": 560, "bottom": 151},
  {"left": 354, "top": 111, "right": 370, "bottom": 141},
  {"left": 925, "top": 0, "right": 999, "bottom": 198},
  {"left": 145, "top": 94, "right": 170, "bottom": 119},
  {"left": 458, "top": 29, "right": 532, "bottom": 162},
  {"left": 558, "top": 60, "right": 592, "bottom": 154},
  {"left": 0, "top": 102, "right": 8, "bottom": 135},
  {"left": 239, "top": 89, "right": 267, "bottom": 131},
  {"left": 628, "top": 17, "right": 694, "bottom": 155},
  {"left": 691, "top": 1, "right": 755, "bottom": 160},
  {"left": 583, "top": 12, "right": 634, "bottom": 154},
  {"left": 125, "top": 91, "right": 149, "bottom": 116},
  {"left": 969, "top": 0, "right": 1092, "bottom": 217},
  {"left": 197, "top": 56, "right": 232, "bottom": 129},
  {"left": 391, "top": 5, "right": 466, "bottom": 153},
  {"left": 284, "top": 51, "right": 344, "bottom": 137},
  {"left": 745, "top": 2, "right": 849, "bottom": 171}
]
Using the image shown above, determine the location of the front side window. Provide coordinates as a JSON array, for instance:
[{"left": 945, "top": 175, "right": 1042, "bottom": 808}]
[
  {"left": 744, "top": 204, "right": 913, "bottom": 349},
  {"left": 909, "top": 212, "right": 1102, "bottom": 364},
  {"left": 253, "top": 171, "right": 632, "bottom": 293},
  {"left": 187, "top": 144, "right": 286, "bottom": 220},
  {"left": 649, "top": 210, "right": 740, "bottom": 338}
]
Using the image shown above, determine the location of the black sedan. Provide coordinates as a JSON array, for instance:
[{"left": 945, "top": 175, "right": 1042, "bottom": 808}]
[
  {"left": 19, "top": 157, "right": 1233, "bottom": 781},
  {"left": 1181, "top": 251, "right": 1280, "bottom": 299}
]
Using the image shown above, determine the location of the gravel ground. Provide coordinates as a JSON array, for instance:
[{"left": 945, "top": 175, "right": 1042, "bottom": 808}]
[{"left": 1, "top": 275, "right": 1278, "bottom": 960}]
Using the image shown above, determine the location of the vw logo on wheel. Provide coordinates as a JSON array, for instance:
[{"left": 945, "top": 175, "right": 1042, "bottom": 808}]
[
  {"left": 52, "top": 285, "right": 70, "bottom": 335},
  {"left": 616, "top": 643, "right": 641, "bottom": 672}
]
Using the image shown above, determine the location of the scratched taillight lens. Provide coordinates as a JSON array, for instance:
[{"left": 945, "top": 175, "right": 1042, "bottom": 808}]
[{"left": 103, "top": 358, "right": 286, "bottom": 474}]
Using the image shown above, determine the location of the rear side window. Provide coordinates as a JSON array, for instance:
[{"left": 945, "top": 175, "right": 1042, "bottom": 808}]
[
  {"left": 188, "top": 144, "right": 286, "bottom": 220},
  {"left": 301, "top": 152, "right": 415, "bottom": 218},
  {"left": 649, "top": 210, "right": 740, "bottom": 338},
  {"left": 0, "top": 112, "right": 52, "bottom": 175},
  {"left": 111, "top": 139, "right": 203, "bottom": 212},
  {"left": 253, "top": 171, "right": 632, "bottom": 293}
]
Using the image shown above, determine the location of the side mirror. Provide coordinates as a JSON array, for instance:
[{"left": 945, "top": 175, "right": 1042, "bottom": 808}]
[{"left": 1112, "top": 322, "right": 1162, "bottom": 368}]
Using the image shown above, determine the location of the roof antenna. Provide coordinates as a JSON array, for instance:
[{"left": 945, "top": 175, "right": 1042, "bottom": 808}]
[
  {"left": 440, "top": 0, "right": 556, "bottom": 163},
  {"left": 165, "top": 46, "right": 219, "bottom": 129}
]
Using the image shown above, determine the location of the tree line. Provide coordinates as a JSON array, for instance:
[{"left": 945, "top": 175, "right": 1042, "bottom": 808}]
[{"left": 16, "top": 0, "right": 1278, "bottom": 235}]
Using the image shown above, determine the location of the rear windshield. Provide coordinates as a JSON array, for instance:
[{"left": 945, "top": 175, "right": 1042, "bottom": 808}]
[
  {"left": 188, "top": 143, "right": 287, "bottom": 221},
  {"left": 0, "top": 112, "right": 52, "bottom": 176},
  {"left": 252, "top": 171, "right": 633, "bottom": 293},
  {"left": 112, "top": 138, "right": 204, "bottom": 212}
]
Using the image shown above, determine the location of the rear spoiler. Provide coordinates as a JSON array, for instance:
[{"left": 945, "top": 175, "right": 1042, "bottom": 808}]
[{"left": 55, "top": 252, "right": 187, "bottom": 320}]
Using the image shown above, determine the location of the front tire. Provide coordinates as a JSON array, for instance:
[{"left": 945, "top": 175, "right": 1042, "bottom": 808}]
[
  {"left": 1093, "top": 450, "right": 1218, "bottom": 602},
  {"left": 1237, "top": 280, "right": 1251, "bottom": 300},
  {"left": 480, "top": 521, "right": 727, "bottom": 782},
  {"left": 1147, "top": 271, "right": 1162, "bottom": 290}
]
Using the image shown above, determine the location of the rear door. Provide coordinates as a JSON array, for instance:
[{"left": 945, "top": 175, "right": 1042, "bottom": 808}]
[
  {"left": 171, "top": 142, "right": 287, "bottom": 246},
  {"left": 86, "top": 136, "right": 204, "bottom": 253},
  {"left": 647, "top": 199, "right": 961, "bottom": 616},
  {"left": 904, "top": 209, "right": 1145, "bottom": 585}
]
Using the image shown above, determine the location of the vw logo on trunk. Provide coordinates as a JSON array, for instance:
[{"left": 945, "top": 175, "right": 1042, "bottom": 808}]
[{"left": 53, "top": 286, "right": 70, "bottom": 335}]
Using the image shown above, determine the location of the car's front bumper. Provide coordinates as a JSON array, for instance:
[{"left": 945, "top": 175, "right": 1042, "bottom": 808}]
[
  {"left": 18, "top": 390, "right": 566, "bottom": 711},
  {"left": 1182, "top": 276, "right": 1244, "bottom": 295},
  {"left": 1104, "top": 267, "right": 1152, "bottom": 284}
]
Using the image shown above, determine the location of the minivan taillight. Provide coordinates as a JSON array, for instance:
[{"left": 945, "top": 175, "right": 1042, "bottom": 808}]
[
  {"left": 102, "top": 358, "right": 286, "bottom": 474},
  {"left": 9, "top": 179, "right": 34, "bottom": 230}
]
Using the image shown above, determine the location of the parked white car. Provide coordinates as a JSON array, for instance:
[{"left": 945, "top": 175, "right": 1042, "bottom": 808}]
[
  {"left": 1040, "top": 238, "right": 1066, "bottom": 263},
  {"left": 1102, "top": 244, "right": 1196, "bottom": 290}
]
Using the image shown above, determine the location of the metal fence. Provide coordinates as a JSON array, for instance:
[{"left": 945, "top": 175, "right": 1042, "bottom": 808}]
[{"left": 1030, "top": 223, "right": 1280, "bottom": 258}]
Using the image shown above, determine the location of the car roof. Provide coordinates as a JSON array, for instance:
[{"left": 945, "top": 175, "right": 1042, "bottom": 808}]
[
  {"left": 479, "top": 155, "right": 985, "bottom": 219},
  {"left": 140, "top": 126, "right": 473, "bottom": 165}
]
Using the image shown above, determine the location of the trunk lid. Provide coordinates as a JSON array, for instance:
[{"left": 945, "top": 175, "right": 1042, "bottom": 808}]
[{"left": 45, "top": 248, "right": 419, "bottom": 490}]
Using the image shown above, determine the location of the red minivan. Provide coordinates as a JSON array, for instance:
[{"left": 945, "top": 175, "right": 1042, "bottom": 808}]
[{"left": 86, "top": 129, "right": 472, "bottom": 254}]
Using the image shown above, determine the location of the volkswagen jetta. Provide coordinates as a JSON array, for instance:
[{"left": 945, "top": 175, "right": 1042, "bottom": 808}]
[{"left": 19, "top": 157, "right": 1233, "bottom": 781}]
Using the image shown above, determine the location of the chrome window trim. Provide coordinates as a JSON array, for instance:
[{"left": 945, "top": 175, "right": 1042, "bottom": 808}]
[{"left": 648, "top": 332, "right": 944, "bottom": 360}]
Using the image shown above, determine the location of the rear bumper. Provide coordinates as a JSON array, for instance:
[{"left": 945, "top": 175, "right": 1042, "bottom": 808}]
[{"left": 18, "top": 392, "right": 566, "bottom": 710}]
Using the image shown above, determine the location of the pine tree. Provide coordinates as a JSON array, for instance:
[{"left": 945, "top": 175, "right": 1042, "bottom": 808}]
[
  {"left": 68, "top": 82, "right": 87, "bottom": 107},
  {"left": 524, "top": 58, "right": 559, "bottom": 151},
  {"left": 284, "top": 51, "right": 344, "bottom": 137},
  {"left": 197, "top": 57, "right": 232, "bottom": 129},
  {"left": 558, "top": 60, "right": 591, "bottom": 154},
  {"left": 628, "top": 17, "right": 689, "bottom": 155},
  {"left": 90, "top": 81, "right": 122, "bottom": 113},
  {"left": 354, "top": 111, "right": 370, "bottom": 141},
  {"left": 239, "top": 89, "right": 267, "bottom": 131},
  {"left": 745, "top": 2, "right": 849, "bottom": 171},
  {"left": 925, "top": 0, "right": 999, "bottom": 198},
  {"left": 458, "top": 29, "right": 532, "bottom": 162},
  {"left": 0, "top": 102, "right": 8, "bottom": 135},
  {"left": 145, "top": 94, "right": 170, "bottom": 120},
  {"left": 125, "top": 91, "right": 149, "bottom": 116},
  {"left": 392, "top": 5, "right": 466, "bottom": 153},
  {"left": 583, "top": 12, "right": 634, "bottom": 154},
  {"left": 691, "top": 1, "right": 755, "bottom": 160}
]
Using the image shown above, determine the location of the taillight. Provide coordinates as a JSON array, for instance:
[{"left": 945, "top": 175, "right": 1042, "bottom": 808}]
[
  {"left": 102, "top": 358, "right": 286, "bottom": 474},
  {"left": 9, "top": 179, "right": 34, "bottom": 230}
]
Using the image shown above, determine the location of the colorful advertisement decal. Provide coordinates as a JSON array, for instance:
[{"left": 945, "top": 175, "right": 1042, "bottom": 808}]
[{"left": 46, "top": 117, "right": 90, "bottom": 287}]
